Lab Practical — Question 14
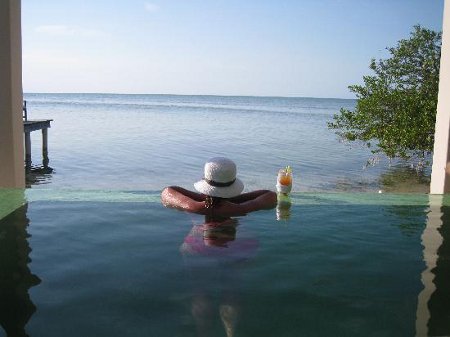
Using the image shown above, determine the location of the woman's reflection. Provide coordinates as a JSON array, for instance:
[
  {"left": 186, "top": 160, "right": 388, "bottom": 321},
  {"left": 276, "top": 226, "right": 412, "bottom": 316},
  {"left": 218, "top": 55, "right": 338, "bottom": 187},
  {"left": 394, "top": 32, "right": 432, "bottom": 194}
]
[
  {"left": 0, "top": 204, "right": 40, "bottom": 337},
  {"left": 180, "top": 217, "right": 258, "bottom": 337}
]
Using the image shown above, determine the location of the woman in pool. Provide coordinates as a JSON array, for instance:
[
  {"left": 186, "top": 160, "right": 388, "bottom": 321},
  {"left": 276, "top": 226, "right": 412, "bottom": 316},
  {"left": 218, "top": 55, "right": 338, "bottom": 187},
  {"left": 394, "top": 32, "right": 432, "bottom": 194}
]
[
  {"left": 161, "top": 157, "right": 277, "bottom": 220},
  {"left": 162, "top": 157, "right": 274, "bottom": 337}
]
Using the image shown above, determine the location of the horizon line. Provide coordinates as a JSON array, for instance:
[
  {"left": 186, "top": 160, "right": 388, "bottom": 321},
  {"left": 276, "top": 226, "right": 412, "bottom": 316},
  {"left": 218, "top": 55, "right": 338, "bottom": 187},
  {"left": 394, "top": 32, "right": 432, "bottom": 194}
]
[{"left": 23, "top": 91, "right": 356, "bottom": 101}]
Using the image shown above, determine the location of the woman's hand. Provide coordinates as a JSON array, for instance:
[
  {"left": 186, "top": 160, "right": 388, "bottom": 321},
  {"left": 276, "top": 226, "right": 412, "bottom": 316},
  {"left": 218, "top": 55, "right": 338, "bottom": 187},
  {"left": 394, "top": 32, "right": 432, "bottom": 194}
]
[
  {"left": 212, "top": 191, "right": 277, "bottom": 217},
  {"left": 212, "top": 199, "right": 249, "bottom": 217}
]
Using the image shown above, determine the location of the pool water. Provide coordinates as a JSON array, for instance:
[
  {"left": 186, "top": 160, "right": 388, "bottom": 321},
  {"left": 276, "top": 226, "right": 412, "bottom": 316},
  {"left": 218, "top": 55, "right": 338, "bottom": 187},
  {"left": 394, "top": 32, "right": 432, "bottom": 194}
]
[{"left": 1, "top": 190, "right": 449, "bottom": 337}]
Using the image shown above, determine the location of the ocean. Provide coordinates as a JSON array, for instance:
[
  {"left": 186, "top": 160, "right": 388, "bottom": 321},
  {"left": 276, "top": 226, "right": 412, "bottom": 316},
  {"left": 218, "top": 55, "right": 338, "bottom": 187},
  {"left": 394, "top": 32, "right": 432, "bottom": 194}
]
[{"left": 23, "top": 93, "right": 429, "bottom": 192}]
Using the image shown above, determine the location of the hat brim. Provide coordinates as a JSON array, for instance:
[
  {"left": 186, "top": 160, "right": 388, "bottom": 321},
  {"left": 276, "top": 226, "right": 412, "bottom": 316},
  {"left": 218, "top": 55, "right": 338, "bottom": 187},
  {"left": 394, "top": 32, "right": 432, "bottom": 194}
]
[{"left": 194, "top": 178, "right": 244, "bottom": 198}]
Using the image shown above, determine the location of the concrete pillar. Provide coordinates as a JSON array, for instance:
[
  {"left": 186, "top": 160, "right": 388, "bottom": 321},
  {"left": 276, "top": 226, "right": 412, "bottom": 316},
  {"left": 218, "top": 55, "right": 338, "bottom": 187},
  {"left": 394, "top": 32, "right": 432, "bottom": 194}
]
[
  {"left": 0, "top": 0, "right": 25, "bottom": 188},
  {"left": 431, "top": 0, "right": 450, "bottom": 194}
]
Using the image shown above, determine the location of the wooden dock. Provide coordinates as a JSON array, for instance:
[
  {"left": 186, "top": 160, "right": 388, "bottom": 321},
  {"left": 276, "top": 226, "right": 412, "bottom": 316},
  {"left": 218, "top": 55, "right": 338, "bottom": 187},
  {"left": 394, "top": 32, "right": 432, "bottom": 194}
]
[{"left": 23, "top": 101, "right": 53, "bottom": 171}]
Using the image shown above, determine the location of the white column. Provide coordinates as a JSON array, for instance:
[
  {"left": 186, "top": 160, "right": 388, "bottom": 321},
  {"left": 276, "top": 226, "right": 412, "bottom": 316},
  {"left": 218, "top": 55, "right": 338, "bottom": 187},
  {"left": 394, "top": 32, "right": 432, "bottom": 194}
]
[
  {"left": 431, "top": 0, "right": 450, "bottom": 194},
  {"left": 0, "top": 0, "right": 25, "bottom": 188}
]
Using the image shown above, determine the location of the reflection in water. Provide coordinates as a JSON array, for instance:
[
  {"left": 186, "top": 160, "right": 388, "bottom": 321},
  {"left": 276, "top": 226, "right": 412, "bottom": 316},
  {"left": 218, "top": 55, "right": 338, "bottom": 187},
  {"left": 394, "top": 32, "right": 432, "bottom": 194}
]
[
  {"left": 379, "top": 165, "right": 430, "bottom": 193},
  {"left": 25, "top": 167, "right": 53, "bottom": 187},
  {"left": 416, "top": 196, "right": 450, "bottom": 336},
  {"left": 0, "top": 204, "right": 41, "bottom": 337},
  {"left": 383, "top": 204, "right": 428, "bottom": 237},
  {"left": 328, "top": 164, "right": 431, "bottom": 193},
  {"left": 276, "top": 194, "right": 292, "bottom": 221},
  {"left": 428, "top": 201, "right": 450, "bottom": 336},
  {"left": 180, "top": 218, "right": 258, "bottom": 337}
]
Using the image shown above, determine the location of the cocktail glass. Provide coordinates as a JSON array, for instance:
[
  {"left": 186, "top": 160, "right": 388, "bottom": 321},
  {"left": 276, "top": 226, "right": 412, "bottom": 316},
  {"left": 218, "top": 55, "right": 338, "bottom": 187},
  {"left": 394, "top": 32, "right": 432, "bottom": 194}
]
[{"left": 276, "top": 166, "right": 292, "bottom": 194}]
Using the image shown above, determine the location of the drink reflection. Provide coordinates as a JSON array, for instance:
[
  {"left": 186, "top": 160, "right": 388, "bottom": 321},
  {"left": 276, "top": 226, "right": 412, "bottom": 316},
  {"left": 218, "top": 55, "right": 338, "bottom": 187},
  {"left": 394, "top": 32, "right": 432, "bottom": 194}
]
[
  {"left": 276, "top": 194, "right": 292, "bottom": 221},
  {"left": 180, "top": 217, "right": 258, "bottom": 337},
  {"left": 0, "top": 204, "right": 40, "bottom": 337}
]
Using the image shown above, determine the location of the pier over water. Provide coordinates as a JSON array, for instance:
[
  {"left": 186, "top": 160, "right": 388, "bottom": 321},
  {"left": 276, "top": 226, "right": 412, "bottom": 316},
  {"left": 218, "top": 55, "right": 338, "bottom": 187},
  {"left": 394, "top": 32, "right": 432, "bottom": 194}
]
[{"left": 22, "top": 101, "right": 53, "bottom": 172}]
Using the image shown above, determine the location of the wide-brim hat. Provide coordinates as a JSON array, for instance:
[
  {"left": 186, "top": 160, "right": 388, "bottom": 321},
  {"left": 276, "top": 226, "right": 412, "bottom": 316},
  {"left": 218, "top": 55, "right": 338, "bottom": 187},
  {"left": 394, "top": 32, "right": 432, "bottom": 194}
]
[{"left": 194, "top": 157, "right": 244, "bottom": 198}]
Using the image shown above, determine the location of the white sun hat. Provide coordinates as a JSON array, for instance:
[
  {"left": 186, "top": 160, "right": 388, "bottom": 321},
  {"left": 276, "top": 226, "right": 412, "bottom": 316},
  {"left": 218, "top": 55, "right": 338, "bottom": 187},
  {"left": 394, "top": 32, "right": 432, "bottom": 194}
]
[{"left": 194, "top": 157, "right": 244, "bottom": 198}]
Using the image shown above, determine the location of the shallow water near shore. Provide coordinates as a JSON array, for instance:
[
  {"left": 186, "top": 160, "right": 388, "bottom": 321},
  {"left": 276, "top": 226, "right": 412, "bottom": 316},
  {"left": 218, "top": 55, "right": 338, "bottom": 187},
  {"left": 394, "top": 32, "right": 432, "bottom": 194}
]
[{"left": 1, "top": 189, "right": 449, "bottom": 336}]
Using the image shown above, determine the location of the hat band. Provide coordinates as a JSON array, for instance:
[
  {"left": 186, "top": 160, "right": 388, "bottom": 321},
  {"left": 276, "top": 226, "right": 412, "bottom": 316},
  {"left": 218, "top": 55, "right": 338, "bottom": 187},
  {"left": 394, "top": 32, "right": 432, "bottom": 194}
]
[{"left": 203, "top": 178, "right": 236, "bottom": 187}]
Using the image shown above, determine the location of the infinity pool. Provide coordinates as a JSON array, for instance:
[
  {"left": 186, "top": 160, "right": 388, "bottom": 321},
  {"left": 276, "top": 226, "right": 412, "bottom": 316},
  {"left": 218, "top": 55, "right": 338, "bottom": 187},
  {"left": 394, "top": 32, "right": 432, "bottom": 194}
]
[{"left": 0, "top": 190, "right": 449, "bottom": 337}]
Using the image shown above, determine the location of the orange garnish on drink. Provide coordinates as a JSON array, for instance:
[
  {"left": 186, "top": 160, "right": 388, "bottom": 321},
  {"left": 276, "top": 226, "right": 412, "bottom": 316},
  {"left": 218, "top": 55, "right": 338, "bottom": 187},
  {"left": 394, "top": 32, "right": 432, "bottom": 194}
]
[
  {"left": 278, "top": 166, "right": 292, "bottom": 186},
  {"left": 279, "top": 175, "right": 292, "bottom": 186}
]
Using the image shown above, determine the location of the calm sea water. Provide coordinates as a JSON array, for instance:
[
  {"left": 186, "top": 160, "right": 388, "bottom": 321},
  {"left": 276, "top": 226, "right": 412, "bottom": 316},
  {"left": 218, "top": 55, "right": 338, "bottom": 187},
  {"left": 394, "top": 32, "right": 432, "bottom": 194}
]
[
  {"left": 1, "top": 190, "right": 449, "bottom": 337},
  {"left": 23, "top": 93, "right": 429, "bottom": 192},
  {"left": 4, "top": 94, "right": 444, "bottom": 336}
]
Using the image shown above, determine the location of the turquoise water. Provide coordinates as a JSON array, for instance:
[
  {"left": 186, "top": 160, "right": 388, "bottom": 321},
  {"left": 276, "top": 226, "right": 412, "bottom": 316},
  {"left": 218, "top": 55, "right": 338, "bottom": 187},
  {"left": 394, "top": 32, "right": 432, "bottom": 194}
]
[
  {"left": 1, "top": 190, "right": 449, "bottom": 336},
  {"left": 23, "top": 93, "right": 429, "bottom": 192}
]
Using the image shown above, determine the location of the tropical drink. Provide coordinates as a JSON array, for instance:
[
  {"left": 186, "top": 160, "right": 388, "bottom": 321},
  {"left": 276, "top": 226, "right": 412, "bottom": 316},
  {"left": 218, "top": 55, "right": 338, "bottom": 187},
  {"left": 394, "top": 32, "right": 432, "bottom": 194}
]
[{"left": 277, "top": 166, "right": 292, "bottom": 194}]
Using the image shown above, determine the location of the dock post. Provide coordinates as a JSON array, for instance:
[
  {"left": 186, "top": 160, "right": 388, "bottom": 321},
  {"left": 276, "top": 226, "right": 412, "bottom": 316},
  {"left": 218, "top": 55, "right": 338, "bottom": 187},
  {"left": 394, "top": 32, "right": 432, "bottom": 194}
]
[
  {"left": 42, "top": 128, "right": 49, "bottom": 168},
  {"left": 24, "top": 132, "right": 31, "bottom": 171}
]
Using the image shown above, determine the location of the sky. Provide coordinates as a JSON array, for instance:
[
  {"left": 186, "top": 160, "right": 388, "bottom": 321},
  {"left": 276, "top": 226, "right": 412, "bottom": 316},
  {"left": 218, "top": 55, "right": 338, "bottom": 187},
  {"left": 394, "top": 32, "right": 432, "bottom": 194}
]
[{"left": 22, "top": 0, "right": 445, "bottom": 98}]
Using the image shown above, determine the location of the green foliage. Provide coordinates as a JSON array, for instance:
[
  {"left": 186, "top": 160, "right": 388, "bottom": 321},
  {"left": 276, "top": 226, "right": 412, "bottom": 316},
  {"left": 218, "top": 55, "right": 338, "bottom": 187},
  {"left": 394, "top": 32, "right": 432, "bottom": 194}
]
[{"left": 328, "top": 25, "right": 441, "bottom": 166}]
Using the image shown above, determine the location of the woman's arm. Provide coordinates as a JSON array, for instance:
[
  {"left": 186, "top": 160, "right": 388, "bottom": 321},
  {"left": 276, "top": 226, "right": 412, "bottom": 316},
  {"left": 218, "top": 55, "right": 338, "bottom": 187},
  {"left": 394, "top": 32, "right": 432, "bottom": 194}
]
[
  {"left": 228, "top": 190, "right": 275, "bottom": 203},
  {"left": 213, "top": 190, "right": 277, "bottom": 217},
  {"left": 244, "top": 190, "right": 278, "bottom": 211},
  {"left": 161, "top": 186, "right": 207, "bottom": 214},
  {"left": 161, "top": 186, "right": 277, "bottom": 217}
]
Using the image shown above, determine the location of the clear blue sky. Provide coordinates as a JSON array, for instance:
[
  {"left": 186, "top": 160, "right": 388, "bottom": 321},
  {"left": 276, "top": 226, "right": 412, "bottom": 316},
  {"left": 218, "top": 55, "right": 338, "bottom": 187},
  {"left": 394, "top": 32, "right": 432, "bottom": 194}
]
[{"left": 22, "top": 0, "right": 444, "bottom": 98}]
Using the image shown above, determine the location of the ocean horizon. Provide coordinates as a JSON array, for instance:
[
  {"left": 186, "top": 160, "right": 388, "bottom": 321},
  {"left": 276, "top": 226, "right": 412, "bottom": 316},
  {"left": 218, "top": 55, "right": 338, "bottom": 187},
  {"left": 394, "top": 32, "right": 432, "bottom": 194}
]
[{"left": 25, "top": 92, "right": 355, "bottom": 101}]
